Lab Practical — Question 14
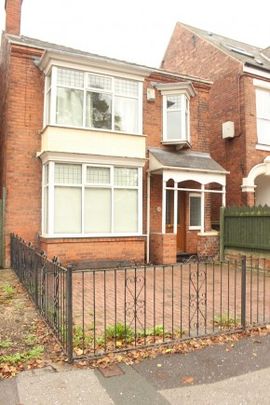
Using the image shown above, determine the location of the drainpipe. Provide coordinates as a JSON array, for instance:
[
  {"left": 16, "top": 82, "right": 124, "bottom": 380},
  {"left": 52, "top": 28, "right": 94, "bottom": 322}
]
[{"left": 146, "top": 171, "right": 151, "bottom": 263}]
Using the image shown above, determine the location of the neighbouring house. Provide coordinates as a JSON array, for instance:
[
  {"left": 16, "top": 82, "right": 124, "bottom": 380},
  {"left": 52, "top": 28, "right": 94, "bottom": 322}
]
[
  {"left": 0, "top": 1, "right": 227, "bottom": 268},
  {"left": 162, "top": 22, "right": 270, "bottom": 212}
]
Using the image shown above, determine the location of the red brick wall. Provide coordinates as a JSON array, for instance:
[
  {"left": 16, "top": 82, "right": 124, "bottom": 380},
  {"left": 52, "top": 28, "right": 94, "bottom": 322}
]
[
  {"left": 198, "top": 234, "right": 219, "bottom": 257},
  {"left": 40, "top": 237, "right": 146, "bottom": 267},
  {"left": 0, "top": 40, "right": 44, "bottom": 266},
  {"left": 150, "top": 233, "right": 177, "bottom": 264}
]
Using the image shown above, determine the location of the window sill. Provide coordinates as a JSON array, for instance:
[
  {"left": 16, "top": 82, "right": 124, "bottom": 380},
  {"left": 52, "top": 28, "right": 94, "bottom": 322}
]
[
  {"left": 39, "top": 234, "right": 146, "bottom": 240},
  {"left": 256, "top": 143, "right": 270, "bottom": 151},
  {"left": 189, "top": 226, "right": 201, "bottom": 231},
  {"left": 162, "top": 140, "right": 191, "bottom": 149}
]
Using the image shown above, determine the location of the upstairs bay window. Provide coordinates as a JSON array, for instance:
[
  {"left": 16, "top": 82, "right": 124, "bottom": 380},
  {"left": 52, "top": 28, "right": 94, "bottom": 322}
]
[
  {"left": 163, "top": 94, "right": 189, "bottom": 142},
  {"left": 45, "top": 67, "right": 142, "bottom": 134},
  {"left": 43, "top": 162, "right": 142, "bottom": 236}
]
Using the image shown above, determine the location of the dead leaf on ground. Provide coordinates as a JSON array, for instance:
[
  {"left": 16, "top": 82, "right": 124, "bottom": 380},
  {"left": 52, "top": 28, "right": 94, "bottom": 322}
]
[{"left": 181, "top": 375, "right": 194, "bottom": 384}]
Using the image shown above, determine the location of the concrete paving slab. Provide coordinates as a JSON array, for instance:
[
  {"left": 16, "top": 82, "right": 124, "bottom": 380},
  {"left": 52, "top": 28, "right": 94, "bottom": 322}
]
[
  {"left": 160, "top": 367, "right": 270, "bottom": 405},
  {"left": 0, "top": 379, "right": 19, "bottom": 405},
  {"left": 16, "top": 369, "right": 113, "bottom": 405},
  {"left": 95, "top": 363, "right": 170, "bottom": 405}
]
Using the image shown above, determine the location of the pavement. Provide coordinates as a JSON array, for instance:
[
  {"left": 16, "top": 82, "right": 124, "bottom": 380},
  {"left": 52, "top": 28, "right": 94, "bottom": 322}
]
[{"left": 0, "top": 334, "right": 269, "bottom": 405}]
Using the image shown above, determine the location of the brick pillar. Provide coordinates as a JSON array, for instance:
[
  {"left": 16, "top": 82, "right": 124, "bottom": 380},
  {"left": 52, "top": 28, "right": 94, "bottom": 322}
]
[
  {"left": 246, "top": 191, "right": 255, "bottom": 207},
  {"left": 5, "top": 0, "right": 23, "bottom": 35}
]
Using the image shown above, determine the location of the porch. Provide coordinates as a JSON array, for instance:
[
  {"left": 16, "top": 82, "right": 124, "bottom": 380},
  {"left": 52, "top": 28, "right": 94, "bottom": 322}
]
[{"left": 148, "top": 148, "right": 228, "bottom": 264}]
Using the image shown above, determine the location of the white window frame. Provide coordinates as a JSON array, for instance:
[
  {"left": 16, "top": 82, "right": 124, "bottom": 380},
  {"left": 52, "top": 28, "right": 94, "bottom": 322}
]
[
  {"left": 189, "top": 193, "right": 201, "bottom": 230},
  {"left": 254, "top": 79, "right": 270, "bottom": 148},
  {"left": 44, "top": 66, "right": 143, "bottom": 135},
  {"left": 42, "top": 161, "right": 143, "bottom": 237},
  {"left": 162, "top": 93, "right": 190, "bottom": 143}
]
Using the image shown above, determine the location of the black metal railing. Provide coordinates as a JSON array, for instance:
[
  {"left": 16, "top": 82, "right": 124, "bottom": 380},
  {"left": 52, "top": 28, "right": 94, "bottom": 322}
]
[
  {"left": 10, "top": 234, "right": 270, "bottom": 362},
  {"left": 10, "top": 234, "right": 70, "bottom": 355}
]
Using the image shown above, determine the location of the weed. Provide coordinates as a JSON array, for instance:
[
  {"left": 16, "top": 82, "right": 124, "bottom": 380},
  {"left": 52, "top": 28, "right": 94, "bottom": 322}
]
[
  {"left": 73, "top": 325, "right": 93, "bottom": 348},
  {"left": 105, "top": 323, "right": 134, "bottom": 341},
  {"left": 24, "top": 334, "right": 38, "bottom": 346},
  {"left": 0, "top": 339, "right": 12, "bottom": 349},
  {"left": 0, "top": 346, "right": 44, "bottom": 364},
  {"left": 214, "top": 315, "right": 237, "bottom": 328},
  {"left": 2, "top": 283, "right": 15, "bottom": 299}
]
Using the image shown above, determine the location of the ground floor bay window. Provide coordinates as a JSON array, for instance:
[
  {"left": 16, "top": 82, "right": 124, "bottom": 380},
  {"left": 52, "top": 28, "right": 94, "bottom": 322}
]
[{"left": 42, "top": 162, "right": 142, "bottom": 236}]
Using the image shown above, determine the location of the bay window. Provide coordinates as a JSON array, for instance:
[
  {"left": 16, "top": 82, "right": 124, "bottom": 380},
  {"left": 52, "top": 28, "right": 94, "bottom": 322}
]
[
  {"left": 42, "top": 163, "right": 142, "bottom": 236},
  {"left": 45, "top": 67, "right": 142, "bottom": 134},
  {"left": 163, "top": 94, "right": 189, "bottom": 142}
]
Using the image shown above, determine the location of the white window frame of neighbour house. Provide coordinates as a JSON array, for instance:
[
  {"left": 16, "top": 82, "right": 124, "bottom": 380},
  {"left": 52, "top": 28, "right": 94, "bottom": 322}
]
[
  {"left": 255, "top": 87, "right": 270, "bottom": 146},
  {"left": 42, "top": 162, "right": 143, "bottom": 237},
  {"left": 189, "top": 193, "right": 201, "bottom": 230},
  {"left": 44, "top": 66, "right": 143, "bottom": 135},
  {"left": 163, "top": 93, "right": 190, "bottom": 143}
]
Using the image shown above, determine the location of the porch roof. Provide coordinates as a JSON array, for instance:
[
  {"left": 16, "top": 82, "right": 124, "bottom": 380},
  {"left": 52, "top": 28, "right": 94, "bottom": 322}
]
[{"left": 149, "top": 148, "right": 227, "bottom": 174}]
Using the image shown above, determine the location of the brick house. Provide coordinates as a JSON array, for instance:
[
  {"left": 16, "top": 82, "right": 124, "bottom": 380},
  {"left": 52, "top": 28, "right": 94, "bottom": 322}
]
[
  {"left": 162, "top": 22, "right": 270, "bottom": 211},
  {"left": 0, "top": 1, "right": 227, "bottom": 268}
]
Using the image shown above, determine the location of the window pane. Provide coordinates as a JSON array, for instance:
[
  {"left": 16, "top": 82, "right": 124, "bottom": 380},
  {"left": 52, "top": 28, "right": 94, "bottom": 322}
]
[
  {"left": 114, "top": 168, "right": 138, "bottom": 186},
  {"left": 46, "top": 89, "right": 51, "bottom": 124},
  {"left": 167, "top": 110, "right": 182, "bottom": 140},
  {"left": 44, "top": 164, "right": 49, "bottom": 185},
  {"left": 43, "top": 186, "right": 48, "bottom": 233},
  {"left": 86, "top": 92, "right": 112, "bottom": 129},
  {"left": 85, "top": 188, "right": 111, "bottom": 233},
  {"left": 55, "top": 164, "right": 82, "bottom": 184},
  {"left": 54, "top": 187, "right": 82, "bottom": 233},
  {"left": 57, "top": 68, "right": 84, "bottom": 88},
  {"left": 114, "top": 189, "right": 138, "bottom": 232},
  {"left": 167, "top": 95, "right": 182, "bottom": 111},
  {"left": 256, "top": 89, "right": 270, "bottom": 118},
  {"left": 115, "top": 79, "right": 138, "bottom": 97},
  {"left": 56, "top": 88, "right": 83, "bottom": 126},
  {"left": 87, "top": 74, "right": 112, "bottom": 91},
  {"left": 257, "top": 119, "right": 270, "bottom": 145},
  {"left": 190, "top": 196, "right": 201, "bottom": 227},
  {"left": 114, "top": 96, "right": 138, "bottom": 133},
  {"left": 86, "top": 167, "right": 110, "bottom": 184}
]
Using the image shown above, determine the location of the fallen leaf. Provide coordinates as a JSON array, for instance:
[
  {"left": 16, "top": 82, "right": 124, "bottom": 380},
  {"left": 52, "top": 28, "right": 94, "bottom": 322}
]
[{"left": 182, "top": 375, "right": 194, "bottom": 384}]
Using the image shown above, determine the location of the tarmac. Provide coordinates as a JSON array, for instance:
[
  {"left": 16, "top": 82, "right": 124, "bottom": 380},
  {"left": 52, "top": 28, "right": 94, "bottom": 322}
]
[{"left": 0, "top": 333, "right": 269, "bottom": 405}]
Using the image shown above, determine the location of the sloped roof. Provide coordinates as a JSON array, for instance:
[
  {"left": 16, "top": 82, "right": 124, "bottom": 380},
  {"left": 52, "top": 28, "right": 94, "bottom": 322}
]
[
  {"left": 149, "top": 148, "right": 227, "bottom": 174},
  {"left": 180, "top": 22, "right": 270, "bottom": 72},
  {"left": 6, "top": 33, "right": 211, "bottom": 85}
]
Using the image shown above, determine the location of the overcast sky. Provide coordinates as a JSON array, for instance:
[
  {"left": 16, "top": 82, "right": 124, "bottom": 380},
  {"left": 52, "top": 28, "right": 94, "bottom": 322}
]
[{"left": 1, "top": 0, "right": 270, "bottom": 68}]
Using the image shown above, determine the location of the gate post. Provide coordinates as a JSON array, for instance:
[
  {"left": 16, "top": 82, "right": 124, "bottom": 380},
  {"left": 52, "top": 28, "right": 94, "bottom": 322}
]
[
  {"left": 241, "top": 256, "right": 247, "bottom": 330},
  {"left": 66, "top": 264, "right": 73, "bottom": 363},
  {"left": 219, "top": 207, "right": 225, "bottom": 261}
]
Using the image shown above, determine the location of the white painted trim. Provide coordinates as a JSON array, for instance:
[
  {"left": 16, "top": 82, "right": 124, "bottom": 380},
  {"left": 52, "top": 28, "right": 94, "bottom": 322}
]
[
  {"left": 41, "top": 233, "right": 147, "bottom": 239},
  {"left": 243, "top": 65, "right": 270, "bottom": 80},
  {"left": 48, "top": 162, "right": 55, "bottom": 235},
  {"left": 138, "top": 167, "right": 143, "bottom": 235},
  {"left": 50, "top": 66, "right": 57, "bottom": 125},
  {"left": 256, "top": 143, "right": 270, "bottom": 151},
  {"left": 200, "top": 185, "right": 205, "bottom": 234},
  {"left": 155, "top": 81, "right": 196, "bottom": 97},
  {"left": 162, "top": 180, "right": 166, "bottom": 234},
  {"left": 146, "top": 172, "right": 151, "bottom": 263},
  {"left": 222, "top": 186, "right": 226, "bottom": 207},
  {"left": 39, "top": 151, "right": 146, "bottom": 167},
  {"left": 242, "top": 156, "right": 270, "bottom": 191},
  {"left": 253, "top": 78, "right": 270, "bottom": 90},
  {"left": 173, "top": 181, "right": 178, "bottom": 234},
  {"left": 39, "top": 53, "right": 149, "bottom": 80}
]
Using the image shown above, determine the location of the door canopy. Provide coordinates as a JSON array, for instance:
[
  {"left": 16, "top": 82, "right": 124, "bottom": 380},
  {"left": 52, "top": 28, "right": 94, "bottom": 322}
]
[{"left": 242, "top": 156, "right": 270, "bottom": 192}]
